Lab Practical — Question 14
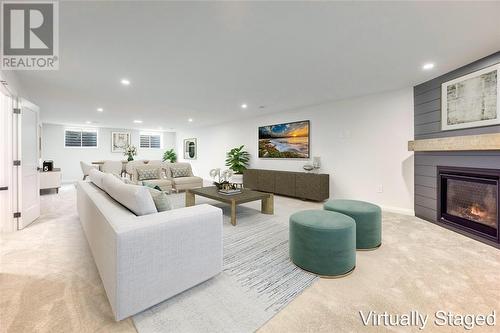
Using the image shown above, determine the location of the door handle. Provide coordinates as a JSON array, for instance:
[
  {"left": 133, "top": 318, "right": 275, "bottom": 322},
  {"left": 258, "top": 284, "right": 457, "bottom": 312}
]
[{"left": 0, "top": 186, "right": 8, "bottom": 191}]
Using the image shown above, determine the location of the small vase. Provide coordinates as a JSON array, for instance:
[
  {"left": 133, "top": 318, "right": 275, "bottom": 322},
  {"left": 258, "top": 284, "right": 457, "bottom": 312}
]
[{"left": 128, "top": 155, "right": 134, "bottom": 161}]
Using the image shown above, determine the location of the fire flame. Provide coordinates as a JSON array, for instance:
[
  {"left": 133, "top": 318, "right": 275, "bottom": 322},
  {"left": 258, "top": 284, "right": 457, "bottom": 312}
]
[{"left": 469, "top": 204, "right": 487, "bottom": 219}]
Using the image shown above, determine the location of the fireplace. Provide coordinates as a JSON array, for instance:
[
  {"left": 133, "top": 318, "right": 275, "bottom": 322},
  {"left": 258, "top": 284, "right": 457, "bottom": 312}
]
[{"left": 438, "top": 166, "right": 500, "bottom": 245}]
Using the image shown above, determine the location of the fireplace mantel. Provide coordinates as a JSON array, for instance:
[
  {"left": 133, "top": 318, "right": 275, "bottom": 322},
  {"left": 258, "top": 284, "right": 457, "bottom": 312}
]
[{"left": 408, "top": 133, "right": 500, "bottom": 152}]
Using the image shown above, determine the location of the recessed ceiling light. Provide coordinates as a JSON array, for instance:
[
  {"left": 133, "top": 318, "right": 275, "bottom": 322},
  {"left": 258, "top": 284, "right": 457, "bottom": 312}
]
[
  {"left": 97, "top": 107, "right": 103, "bottom": 112},
  {"left": 188, "top": 118, "right": 193, "bottom": 122},
  {"left": 133, "top": 120, "right": 143, "bottom": 124},
  {"left": 158, "top": 126, "right": 163, "bottom": 130},
  {"left": 121, "top": 78, "right": 131, "bottom": 85},
  {"left": 85, "top": 121, "right": 91, "bottom": 124},
  {"left": 422, "top": 63, "right": 435, "bottom": 70},
  {"left": 241, "top": 103, "right": 248, "bottom": 109}
]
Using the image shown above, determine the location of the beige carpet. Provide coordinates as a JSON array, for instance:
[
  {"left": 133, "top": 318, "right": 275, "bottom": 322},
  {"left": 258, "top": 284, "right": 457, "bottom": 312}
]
[
  {"left": 0, "top": 185, "right": 135, "bottom": 333},
  {"left": 1, "top": 185, "right": 499, "bottom": 333},
  {"left": 259, "top": 212, "right": 500, "bottom": 333}
]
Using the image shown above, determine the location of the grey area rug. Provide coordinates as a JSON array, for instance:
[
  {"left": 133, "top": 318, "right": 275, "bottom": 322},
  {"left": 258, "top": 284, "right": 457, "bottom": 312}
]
[{"left": 133, "top": 194, "right": 318, "bottom": 333}]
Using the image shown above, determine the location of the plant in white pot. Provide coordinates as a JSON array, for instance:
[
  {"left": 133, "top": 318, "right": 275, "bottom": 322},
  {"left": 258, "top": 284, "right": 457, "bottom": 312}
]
[{"left": 225, "top": 145, "right": 249, "bottom": 187}]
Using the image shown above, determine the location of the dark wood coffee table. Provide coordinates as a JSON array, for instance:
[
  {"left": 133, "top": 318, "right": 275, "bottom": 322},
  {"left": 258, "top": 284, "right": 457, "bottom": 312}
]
[{"left": 186, "top": 186, "right": 274, "bottom": 226}]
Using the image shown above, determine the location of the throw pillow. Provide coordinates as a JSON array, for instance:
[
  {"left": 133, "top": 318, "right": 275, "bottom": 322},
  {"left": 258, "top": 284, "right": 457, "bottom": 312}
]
[
  {"left": 102, "top": 174, "right": 157, "bottom": 216},
  {"left": 89, "top": 169, "right": 105, "bottom": 189},
  {"left": 142, "top": 181, "right": 162, "bottom": 191},
  {"left": 137, "top": 168, "right": 160, "bottom": 181},
  {"left": 113, "top": 173, "right": 135, "bottom": 185},
  {"left": 147, "top": 188, "right": 173, "bottom": 212},
  {"left": 170, "top": 166, "right": 190, "bottom": 178}
]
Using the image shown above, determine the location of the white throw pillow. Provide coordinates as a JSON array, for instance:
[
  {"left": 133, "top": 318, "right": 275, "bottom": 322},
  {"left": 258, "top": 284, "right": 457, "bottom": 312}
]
[
  {"left": 112, "top": 174, "right": 134, "bottom": 184},
  {"left": 89, "top": 169, "right": 106, "bottom": 189},
  {"left": 102, "top": 174, "right": 157, "bottom": 216}
]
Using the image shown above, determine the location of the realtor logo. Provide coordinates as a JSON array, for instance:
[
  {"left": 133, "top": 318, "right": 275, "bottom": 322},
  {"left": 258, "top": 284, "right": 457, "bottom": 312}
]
[{"left": 1, "top": 1, "right": 59, "bottom": 70}]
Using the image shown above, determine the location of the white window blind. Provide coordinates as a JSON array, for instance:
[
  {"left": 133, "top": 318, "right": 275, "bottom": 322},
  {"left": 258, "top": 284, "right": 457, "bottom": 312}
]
[
  {"left": 140, "top": 133, "right": 161, "bottom": 149},
  {"left": 65, "top": 128, "right": 97, "bottom": 148}
]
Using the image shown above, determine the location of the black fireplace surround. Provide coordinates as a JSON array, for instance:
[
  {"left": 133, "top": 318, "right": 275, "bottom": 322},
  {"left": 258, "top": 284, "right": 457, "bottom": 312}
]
[{"left": 438, "top": 166, "right": 500, "bottom": 245}]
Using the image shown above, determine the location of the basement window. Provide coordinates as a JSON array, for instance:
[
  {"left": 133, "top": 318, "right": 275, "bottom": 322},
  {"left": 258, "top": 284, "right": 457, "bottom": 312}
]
[
  {"left": 65, "top": 128, "right": 98, "bottom": 148},
  {"left": 140, "top": 132, "right": 162, "bottom": 149}
]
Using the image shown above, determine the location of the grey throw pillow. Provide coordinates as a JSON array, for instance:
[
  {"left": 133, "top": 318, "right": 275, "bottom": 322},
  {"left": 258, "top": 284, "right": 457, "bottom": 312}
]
[
  {"left": 170, "top": 166, "right": 190, "bottom": 178},
  {"left": 137, "top": 168, "right": 160, "bottom": 181}
]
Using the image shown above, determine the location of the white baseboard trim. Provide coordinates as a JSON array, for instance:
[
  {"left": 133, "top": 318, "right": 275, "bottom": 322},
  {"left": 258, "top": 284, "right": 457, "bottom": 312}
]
[{"left": 380, "top": 205, "right": 415, "bottom": 216}]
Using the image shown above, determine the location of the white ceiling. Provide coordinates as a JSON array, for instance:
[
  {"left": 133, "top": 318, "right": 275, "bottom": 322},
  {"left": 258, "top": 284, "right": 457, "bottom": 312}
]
[{"left": 11, "top": 1, "right": 500, "bottom": 131}]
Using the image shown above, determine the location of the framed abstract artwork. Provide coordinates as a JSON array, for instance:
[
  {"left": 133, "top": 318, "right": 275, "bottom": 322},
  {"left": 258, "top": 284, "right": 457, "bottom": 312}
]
[
  {"left": 441, "top": 64, "right": 499, "bottom": 131},
  {"left": 184, "top": 138, "right": 197, "bottom": 159},
  {"left": 111, "top": 132, "right": 131, "bottom": 153}
]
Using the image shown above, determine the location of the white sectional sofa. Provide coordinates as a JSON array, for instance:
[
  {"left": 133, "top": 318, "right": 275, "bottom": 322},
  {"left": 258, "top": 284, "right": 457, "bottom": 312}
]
[{"left": 76, "top": 176, "right": 223, "bottom": 320}]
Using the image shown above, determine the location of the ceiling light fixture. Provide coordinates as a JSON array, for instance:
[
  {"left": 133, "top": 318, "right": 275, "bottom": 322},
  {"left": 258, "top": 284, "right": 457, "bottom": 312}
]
[
  {"left": 121, "top": 78, "right": 131, "bottom": 85},
  {"left": 241, "top": 103, "right": 248, "bottom": 109},
  {"left": 188, "top": 118, "right": 193, "bottom": 122},
  {"left": 85, "top": 121, "right": 91, "bottom": 124},
  {"left": 97, "top": 107, "right": 103, "bottom": 112},
  {"left": 133, "top": 120, "right": 143, "bottom": 124},
  {"left": 422, "top": 63, "right": 435, "bottom": 70}
]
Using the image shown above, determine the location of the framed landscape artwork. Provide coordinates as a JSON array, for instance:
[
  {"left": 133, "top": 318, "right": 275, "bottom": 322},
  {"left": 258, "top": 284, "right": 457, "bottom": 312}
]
[
  {"left": 258, "top": 120, "right": 310, "bottom": 158},
  {"left": 184, "top": 138, "right": 197, "bottom": 159},
  {"left": 441, "top": 63, "right": 499, "bottom": 131},
  {"left": 111, "top": 132, "right": 131, "bottom": 153}
]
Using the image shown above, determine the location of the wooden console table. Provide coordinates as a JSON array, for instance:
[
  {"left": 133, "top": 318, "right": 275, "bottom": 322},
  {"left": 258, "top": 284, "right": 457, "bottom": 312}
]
[{"left": 243, "top": 169, "right": 329, "bottom": 201}]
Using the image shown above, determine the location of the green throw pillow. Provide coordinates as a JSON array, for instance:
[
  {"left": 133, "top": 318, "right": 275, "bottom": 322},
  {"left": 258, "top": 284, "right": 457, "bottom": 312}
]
[
  {"left": 147, "top": 188, "right": 172, "bottom": 212},
  {"left": 142, "top": 181, "right": 162, "bottom": 191}
]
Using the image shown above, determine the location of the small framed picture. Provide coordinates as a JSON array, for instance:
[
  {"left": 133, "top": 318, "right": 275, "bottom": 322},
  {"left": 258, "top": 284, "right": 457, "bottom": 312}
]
[
  {"left": 111, "top": 132, "right": 131, "bottom": 153},
  {"left": 184, "top": 138, "right": 197, "bottom": 159}
]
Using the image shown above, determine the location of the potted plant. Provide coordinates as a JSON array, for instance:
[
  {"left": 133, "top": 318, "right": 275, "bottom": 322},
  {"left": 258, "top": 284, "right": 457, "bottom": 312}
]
[
  {"left": 210, "top": 168, "right": 236, "bottom": 190},
  {"left": 124, "top": 145, "right": 137, "bottom": 161},
  {"left": 162, "top": 148, "right": 177, "bottom": 163},
  {"left": 225, "top": 145, "right": 250, "bottom": 174}
]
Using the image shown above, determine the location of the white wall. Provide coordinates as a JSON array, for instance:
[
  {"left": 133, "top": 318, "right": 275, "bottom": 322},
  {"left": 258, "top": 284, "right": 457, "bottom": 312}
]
[
  {"left": 42, "top": 124, "right": 176, "bottom": 182},
  {"left": 176, "top": 88, "right": 414, "bottom": 213}
]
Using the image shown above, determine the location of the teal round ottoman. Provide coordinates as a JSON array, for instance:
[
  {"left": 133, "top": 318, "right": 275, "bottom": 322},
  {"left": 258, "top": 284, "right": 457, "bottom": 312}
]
[
  {"left": 289, "top": 210, "right": 356, "bottom": 277},
  {"left": 324, "top": 199, "right": 382, "bottom": 250}
]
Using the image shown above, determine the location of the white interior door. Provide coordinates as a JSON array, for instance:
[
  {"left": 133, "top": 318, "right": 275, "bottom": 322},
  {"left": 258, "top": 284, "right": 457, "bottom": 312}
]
[
  {"left": 0, "top": 87, "right": 14, "bottom": 232},
  {"left": 17, "top": 103, "right": 40, "bottom": 229}
]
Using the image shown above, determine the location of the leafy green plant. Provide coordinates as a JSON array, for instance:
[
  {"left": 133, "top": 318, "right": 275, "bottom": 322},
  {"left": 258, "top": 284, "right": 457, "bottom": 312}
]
[
  {"left": 162, "top": 148, "right": 177, "bottom": 163},
  {"left": 225, "top": 145, "right": 250, "bottom": 174}
]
